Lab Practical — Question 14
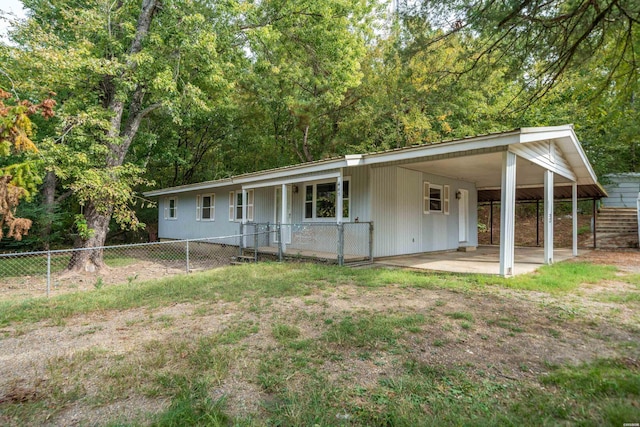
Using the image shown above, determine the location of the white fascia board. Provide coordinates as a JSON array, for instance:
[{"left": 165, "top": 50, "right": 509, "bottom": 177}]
[
  {"left": 242, "top": 172, "right": 341, "bottom": 189},
  {"left": 143, "top": 179, "right": 234, "bottom": 197},
  {"left": 361, "top": 133, "right": 521, "bottom": 166}
]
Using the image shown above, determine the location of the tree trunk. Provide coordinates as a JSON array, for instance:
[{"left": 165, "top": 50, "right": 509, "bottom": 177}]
[
  {"left": 69, "top": 0, "right": 159, "bottom": 271},
  {"left": 301, "top": 124, "right": 313, "bottom": 162},
  {"left": 68, "top": 202, "right": 113, "bottom": 272},
  {"left": 41, "top": 171, "right": 56, "bottom": 250}
]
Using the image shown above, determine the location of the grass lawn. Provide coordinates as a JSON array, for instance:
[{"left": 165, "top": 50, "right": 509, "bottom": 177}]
[{"left": 0, "top": 262, "right": 638, "bottom": 426}]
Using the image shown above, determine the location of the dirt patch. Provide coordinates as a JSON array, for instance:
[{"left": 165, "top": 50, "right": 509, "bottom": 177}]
[
  {"left": 1, "top": 262, "right": 639, "bottom": 425},
  {"left": 0, "top": 261, "right": 195, "bottom": 301}
]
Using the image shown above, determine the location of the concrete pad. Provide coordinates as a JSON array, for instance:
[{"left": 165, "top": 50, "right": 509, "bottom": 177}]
[{"left": 375, "top": 246, "right": 588, "bottom": 276}]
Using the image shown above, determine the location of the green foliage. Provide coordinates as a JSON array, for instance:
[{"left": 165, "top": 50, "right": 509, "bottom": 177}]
[{"left": 73, "top": 214, "right": 94, "bottom": 240}]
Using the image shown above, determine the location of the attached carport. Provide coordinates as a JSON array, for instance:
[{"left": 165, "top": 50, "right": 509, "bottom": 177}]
[{"left": 393, "top": 125, "right": 606, "bottom": 276}]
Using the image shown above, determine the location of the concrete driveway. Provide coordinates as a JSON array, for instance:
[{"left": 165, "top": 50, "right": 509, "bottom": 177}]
[{"left": 375, "top": 246, "right": 586, "bottom": 276}]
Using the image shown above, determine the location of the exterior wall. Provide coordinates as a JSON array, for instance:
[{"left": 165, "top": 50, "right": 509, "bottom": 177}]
[
  {"left": 421, "top": 172, "right": 478, "bottom": 252},
  {"left": 371, "top": 165, "right": 398, "bottom": 257},
  {"left": 602, "top": 174, "right": 640, "bottom": 208},
  {"left": 371, "top": 165, "right": 478, "bottom": 257},
  {"left": 157, "top": 164, "right": 478, "bottom": 258},
  {"left": 157, "top": 185, "right": 242, "bottom": 240}
]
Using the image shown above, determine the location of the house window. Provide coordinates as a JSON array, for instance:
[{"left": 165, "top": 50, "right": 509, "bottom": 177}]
[
  {"left": 424, "top": 183, "right": 449, "bottom": 215},
  {"left": 196, "top": 194, "right": 215, "bottom": 221},
  {"left": 165, "top": 197, "right": 177, "bottom": 220},
  {"left": 229, "top": 190, "right": 254, "bottom": 222},
  {"left": 304, "top": 179, "right": 350, "bottom": 220}
]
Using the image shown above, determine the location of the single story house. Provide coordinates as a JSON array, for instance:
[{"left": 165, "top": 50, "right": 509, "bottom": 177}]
[{"left": 144, "top": 125, "right": 605, "bottom": 276}]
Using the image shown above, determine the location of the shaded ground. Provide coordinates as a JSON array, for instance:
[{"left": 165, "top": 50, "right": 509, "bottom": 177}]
[
  {"left": 0, "top": 252, "right": 638, "bottom": 425},
  {"left": 478, "top": 204, "right": 594, "bottom": 248}
]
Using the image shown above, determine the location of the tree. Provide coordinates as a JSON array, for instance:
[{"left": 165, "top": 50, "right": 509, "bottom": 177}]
[
  {"left": 0, "top": 88, "right": 55, "bottom": 241},
  {"left": 3, "top": 0, "right": 236, "bottom": 270},
  {"left": 410, "top": 0, "right": 640, "bottom": 108},
  {"left": 241, "top": 0, "right": 375, "bottom": 162}
]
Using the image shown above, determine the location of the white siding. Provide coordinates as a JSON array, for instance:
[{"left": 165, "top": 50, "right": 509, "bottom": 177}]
[
  {"left": 371, "top": 166, "right": 398, "bottom": 257},
  {"left": 421, "top": 172, "right": 478, "bottom": 252},
  {"left": 158, "top": 185, "right": 242, "bottom": 240},
  {"left": 396, "top": 167, "right": 423, "bottom": 254},
  {"left": 603, "top": 174, "right": 640, "bottom": 208},
  {"left": 345, "top": 166, "right": 371, "bottom": 221}
]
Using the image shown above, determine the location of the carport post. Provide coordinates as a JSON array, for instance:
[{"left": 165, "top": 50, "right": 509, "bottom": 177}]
[
  {"left": 499, "top": 151, "right": 517, "bottom": 277},
  {"left": 572, "top": 182, "right": 578, "bottom": 256},
  {"left": 544, "top": 170, "right": 554, "bottom": 264}
]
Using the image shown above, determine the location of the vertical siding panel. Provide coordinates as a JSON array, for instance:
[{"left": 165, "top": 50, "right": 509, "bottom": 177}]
[
  {"left": 371, "top": 166, "right": 397, "bottom": 257},
  {"left": 396, "top": 168, "right": 422, "bottom": 254},
  {"left": 344, "top": 166, "right": 370, "bottom": 221}
]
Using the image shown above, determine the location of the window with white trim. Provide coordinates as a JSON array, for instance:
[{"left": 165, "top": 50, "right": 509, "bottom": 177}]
[
  {"left": 164, "top": 197, "right": 178, "bottom": 220},
  {"left": 229, "top": 190, "right": 254, "bottom": 221},
  {"left": 304, "top": 179, "right": 350, "bottom": 220},
  {"left": 423, "top": 182, "right": 449, "bottom": 214},
  {"left": 196, "top": 194, "right": 215, "bottom": 221}
]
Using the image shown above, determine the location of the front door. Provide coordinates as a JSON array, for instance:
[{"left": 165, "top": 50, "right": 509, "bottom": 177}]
[
  {"left": 458, "top": 189, "right": 469, "bottom": 243},
  {"left": 274, "top": 186, "right": 292, "bottom": 243}
]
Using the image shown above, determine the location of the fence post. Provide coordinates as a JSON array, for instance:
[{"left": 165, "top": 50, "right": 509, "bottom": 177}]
[
  {"left": 254, "top": 228, "right": 258, "bottom": 262},
  {"left": 337, "top": 223, "right": 344, "bottom": 266},
  {"left": 46, "top": 251, "right": 51, "bottom": 297},
  {"left": 369, "top": 222, "right": 374, "bottom": 263},
  {"left": 277, "top": 224, "right": 283, "bottom": 261},
  {"left": 185, "top": 240, "right": 190, "bottom": 273},
  {"left": 266, "top": 222, "right": 271, "bottom": 247}
]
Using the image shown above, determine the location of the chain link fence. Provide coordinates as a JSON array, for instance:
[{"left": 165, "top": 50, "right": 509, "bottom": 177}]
[
  {"left": 0, "top": 223, "right": 373, "bottom": 299},
  {"left": 0, "top": 233, "right": 262, "bottom": 298},
  {"left": 244, "top": 222, "right": 373, "bottom": 265}
]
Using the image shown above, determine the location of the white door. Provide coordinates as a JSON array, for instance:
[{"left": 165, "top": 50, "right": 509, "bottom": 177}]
[
  {"left": 274, "top": 186, "right": 292, "bottom": 243},
  {"left": 458, "top": 189, "right": 469, "bottom": 243}
]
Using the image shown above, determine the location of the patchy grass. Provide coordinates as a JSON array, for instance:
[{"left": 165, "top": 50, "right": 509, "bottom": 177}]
[
  {"left": 493, "top": 262, "right": 617, "bottom": 293},
  {"left": 1, "top": 260, "right": 639, "bottom": 425}
]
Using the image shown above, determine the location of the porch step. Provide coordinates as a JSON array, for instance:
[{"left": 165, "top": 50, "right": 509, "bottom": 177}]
[{"left": 596, "top": 208, "right": 638, "bottom": 235}]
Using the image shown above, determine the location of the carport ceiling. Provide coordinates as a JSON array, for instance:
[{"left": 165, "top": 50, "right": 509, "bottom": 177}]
[
  {"left": 403, "top": 152, "right": 573, "bottom": 188},
  {"left": 401, "top": 151, "right": 604, "bottom": 202}
]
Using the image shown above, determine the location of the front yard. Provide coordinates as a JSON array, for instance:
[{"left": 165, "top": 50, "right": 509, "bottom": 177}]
[{"left": 0, "top": 254, "right": 639, "bottom": 425}]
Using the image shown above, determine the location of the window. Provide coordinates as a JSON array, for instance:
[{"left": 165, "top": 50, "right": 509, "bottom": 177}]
[
  {"left": 229, "top": 190, "right": 254, "bottom": 221},
  {"left": 196, "top": 194, "right": 215, "bottom": 221},
  {"left": 423, "top": 182, "right": 449, "bottom": 215},
  {"left": 164, "top": 197, "right": 177, "bottom": 220},
  {"left": 304, "top": 179, "right": 350, "bottom": 220}
]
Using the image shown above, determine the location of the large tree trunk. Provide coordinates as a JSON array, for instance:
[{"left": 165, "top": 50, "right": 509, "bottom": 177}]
[
  {"left": 68, "top": 202, "right": 113, "bottom": 272},
  {"left": 68, "top": 0, "right": 159, "bottom": 271}
]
